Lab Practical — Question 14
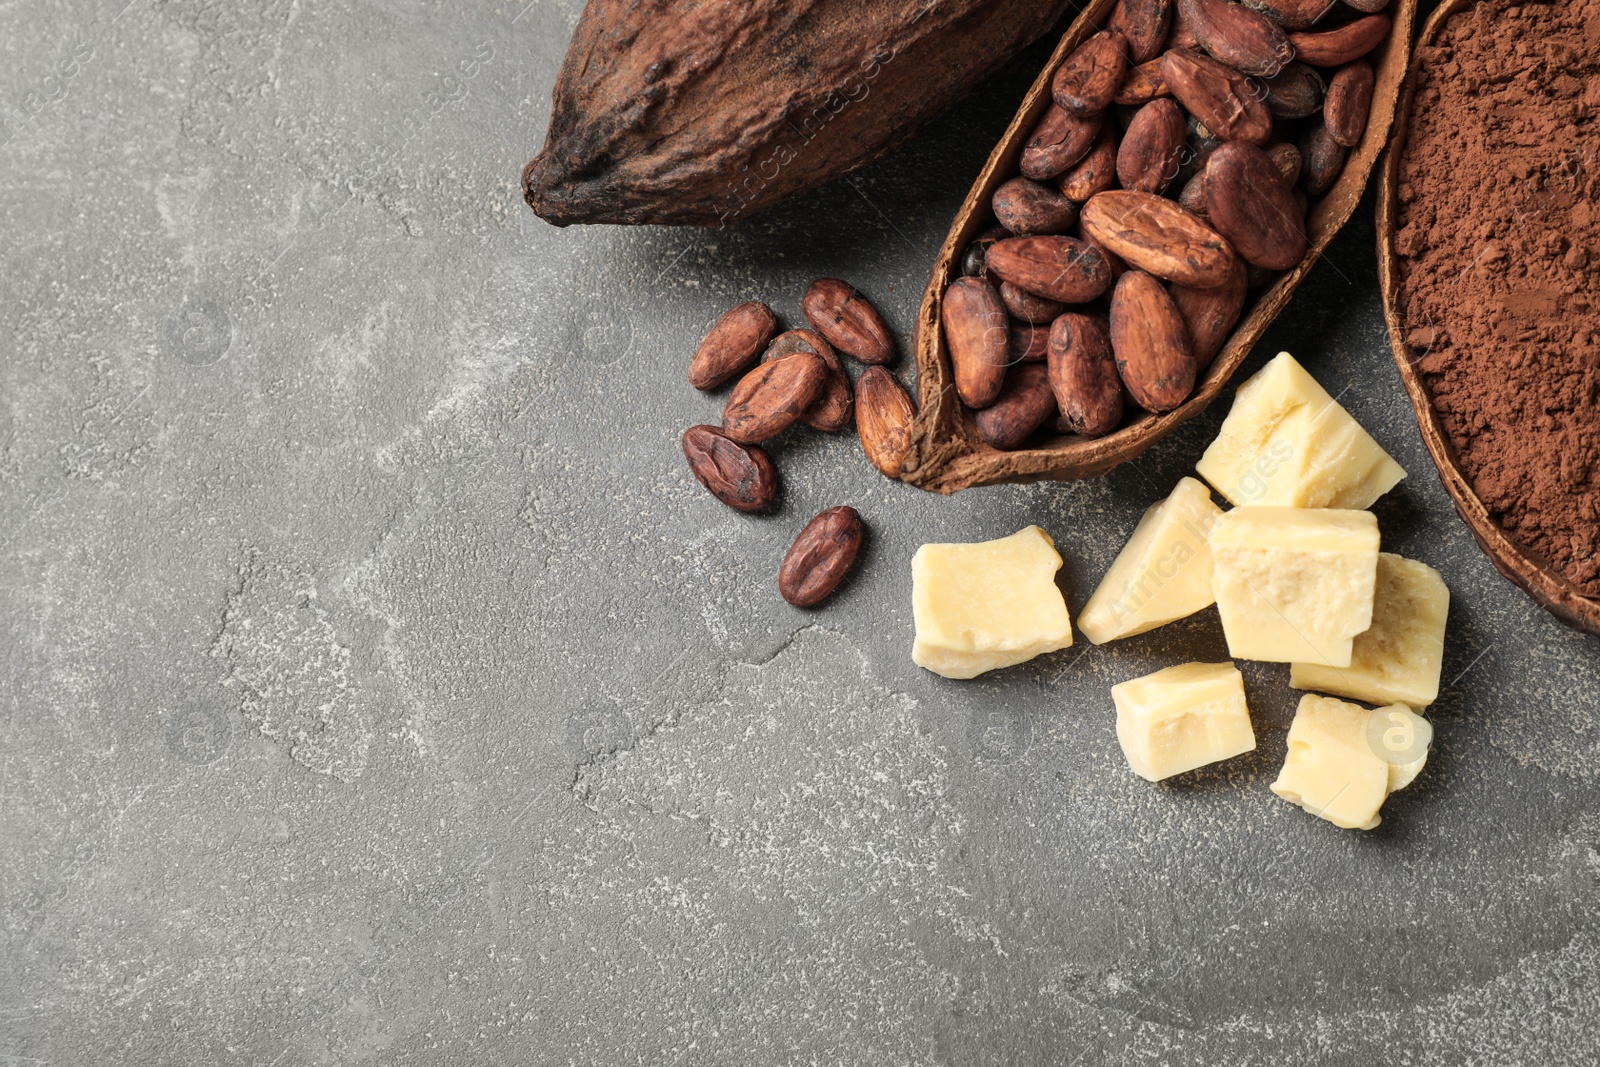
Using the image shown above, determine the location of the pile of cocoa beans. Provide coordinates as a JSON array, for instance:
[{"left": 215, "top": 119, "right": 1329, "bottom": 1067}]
[
  {"left": 947, "top": 0, "right": 1387, "bottom": 449},
  {"left": 681, "top": 280, "right": 917, "bottom": 605}
]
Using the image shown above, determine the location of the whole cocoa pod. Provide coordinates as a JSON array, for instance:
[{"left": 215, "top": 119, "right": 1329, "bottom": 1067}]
[
  {"left": 1161, "top": 48, "right": 1274, "bottom": 145},
  {"left": 1058, "top": 127, "right": 1120, "bottom": 201},
  {"left": 1179, "top": 0, "right": 1294, "bottom": 77},
  {"left": 1205, "top": 142, "right": 1307, "bottom": 270},
  {"left": 1117, "top": 98, "right": 1187, "bottom": 195},
  {"left": 524, "top": 0, "right": 1077, "bottom": 226},
  {"left": 992, "top": 177, "right": 1080, "bottom": 235},
  {"left": 1288, "top": 14, "right": 1390, "bottom": 66},
  {"left": 803, "top": 278, "right": 894, "bottom": 364},
  {"left": 1169, "top": 256, "right": 1249, "bottom": 369},
  {"left": 1022, "top": 106, "right": 1104, "bottom": 181},
  {"left": 1107, "top": 0, "right": 1174, "bottom": 64},
  {"left": 1261, "top": 63, "right": 1327, "bottom": 120},
  {"left": 1000, "top": 281, "right": 1067, "bottom": 324},
  {"left": 1080, "top": 190, "right": 1239, "bottom": 288},
  {"left": 1052, "top": 30, "right": 1129, "bottom": 118},
  {"left": 974, "top": 363, "right": 1057, "bottom": 449},
  {"left": 779, "top": 506, "right": 864, "bottom": 608},
  {"left": 856, "top": 367, "right": 917, "bottom": 479},
  {"left": 1324, "top": 60, "right": 1375, "bottom": 147},
  {"left": 689, "top": 302, "right": 779, "bottom": 390},
  {"left": 682, "top": 425, "right": 778, "bottom": 512},
  {"left": 942, "top": 277, "right": 1011, "bottom": 409},
  {"left": 985, "top": 235, "right": 1114, "bottom": 303},
  {"left": 722, "top": 350, "right": 829, "bottom": 443},
  {"left": 1047, "top": 313, "right": 1123, "bottom": 436},
  {"left": 1109, "top": 270, "right": 1196, "bottom": 412}
]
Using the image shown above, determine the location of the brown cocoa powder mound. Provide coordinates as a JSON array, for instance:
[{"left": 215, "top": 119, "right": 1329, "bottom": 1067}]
[{"left": 1393, "top": 0, "right": 1600, "bottom": 595}]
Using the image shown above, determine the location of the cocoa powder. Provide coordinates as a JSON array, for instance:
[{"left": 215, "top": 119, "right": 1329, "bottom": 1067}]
[{"left": 1393, "top": 0, "right": 1600, "bottom": 594}]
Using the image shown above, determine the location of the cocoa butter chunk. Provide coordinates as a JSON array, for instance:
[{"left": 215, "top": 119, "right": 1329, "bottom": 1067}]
[
  {"left": 1113, "top": 662, "right": 1256, "bottom": 782},
  {"left": 1271, "top": 695, "right": 1431, "bottom": 831}
]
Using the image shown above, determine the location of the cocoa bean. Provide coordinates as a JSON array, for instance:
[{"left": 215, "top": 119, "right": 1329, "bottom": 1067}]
[
  {"left": 1058, "top": 127, "right": 1120, "bottom": 201},
  {"left": 1177, "top": 171, "right": 1211, "bottom": 219},
  {"left": 681, "top": 424, "right": 778, "bottom": 513},
  {"left": 1080, "top": 190, "right": 1239, "bottom": 288},
  {"left": 1022, "top": 106, "right": 1104, "bottom": 181},
  {"left": 802, "top": 278, "right": 894, "bottom": 364},
  {"left": 1053, "top": 30, "right": 1129, "bottom": 118},
  {"left": 1261, "top": 62, "right": 1326, "bottom": 119},
  {"left": 986, "top": 235, "right": 1114, "bottom": 303},
  {"left": 1108, "top": 0, "right": 1174, "bottom": 64},
  {"left": 855, "top": 367, "right": 917, "bottom": 479},
  {"left": 1265, "top": 142, "right": 1303, "bottom": 186},
  {"left": 763, "top": 329, "right": 854, "bottom": 433},
  {"left": 1169, "top": 0, "right": 1203, "bottom": 49},
  {"left": 1047, "top": 313, "right": 1123, "bottom": 436},
  {"left": 962, "top": 224, "right": 1012, "bottom": 280},
  {"left": 1242, "top": 0, "right": 1336, "bottom": 30},
  {"left": 941, "top": 277, "right": 1011, "bottom": 409},
  {"left": 1000, "top": 281, "right": 1067, "bottom": 325},
  {"left": 1117, "top": 98, "right": 1187, "bottom": 195},
  {"left": 992, "top": 176, "right": 1081, "bottom": 235},
  {"left": 1175, "top": 134, "right": 1220, "bottom": 187},
  {"left": 1179, "top": 0, "right": 1294, "bottom": 77},
  {"left": 1324, "top": 60, "right": 1375, "bottom": 147},
  {"left": 779, "top": 506, "right": 863, "bottom": 608},
  {"left": 1108, "top": 270, "right": 1197, "bottom": 413},
  {"left": 1009, "top": 320, "right": 1053, "bottom": 362},
  {"left": 688, "top": 302, "right": 778, "bottom": 390},
  {"left": 1288, "top": 13, "right": 1390, "bottom": 66},
  {"left": 1340, "top": 0, "right": 1389, "bottom": 12},
  {"left": 1076, "top": 219, "right": 1129, "bottom": 280},
  {"left": 1161, "top": 47, "right": 1274, "bottom": 144},
  {"left": 974, "top": 363, "right": 1057, "bottom": 449},
  {"left": 721, "top": 350, "right": 828, "bottom": 443},
  {"left": 1115, "top": 59, "right": 1170, "bottom": 106},
  {"left": 1169, "top": 256, "right": 1248, "bottom": 369},
  {"left": 1299, "top": 118, "right": 1348, "bottom": 195},
  {"left": 1204, "top": 141, "right": 1308, "bottom": 270},
  {"left": 1246, "top": 264, "right": 1278, "bottom": 289}
]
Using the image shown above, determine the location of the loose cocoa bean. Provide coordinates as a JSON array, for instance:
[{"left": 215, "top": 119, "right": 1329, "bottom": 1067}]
[
  {"left": 1169, "top": 256, "right": 1248, "bottom": 369},
  {"left": 1053, "top": 30, "right": 1129, "bottom": 118},
  {"left": 1265, "top": 141, "right": 1303, "bottom": 186},
  {"left": 1324, "top": 60, "right": 1375, "bottom": 147},
  {"left": 688, "top": 302, "right": 778, "bottom": 390},
  {"left": 856, "top": 367, "right": 917, "bottom": 479},
  {"left": 1340, "top": 0, "right": 1389, "bottom": 12},
  {"left": 1117, "top": 98, "right": 1187, "bottom": 195},
  {"left": 974, "top": 363, "right": 1058, "bottom": 449},
  {"left": 1080, "top": 190, "right": 1239, "bottom": 288},
  {"left": 1114, "top": 59, "right": 1171, "bottom": 106},
  {"left": 1204, "top": 141, "right": 1308, "bottom": 270},
  {"left": 1009, "top": 320, "right": 1053, "bottom": 362},
  {"left": 802, "top": 278, "right": 894, "bottom": 364},
  {"left": 1057, "top": 126, "right": 1120, "bottom": 201},
  {"left": 779, "top": 506, "right": 863, "bottom": 608},
  {"left": 722, "top": 350, "right": 828, "bottom": 443},
  {"left": 1022, "top": 106, "right": 1104, "bottom": 180},
  {"left": 681, "top": 425, "right": 778, "bottom": 513},
  {"left": 1261, "top": 62, "right": 1326, "bottom": 119},
  {"left": 1000, "top": 281, "right": 1067, "bottom": 324},
  {"left": 1161, "top": 47, "right": 1274, "bottom": 144},
  {"left": 1180, "top": 0, "right": 1294, "bottom": 77},
  {"left": 1107, "top": 0, "right": 1173, "bottom": 64},
  {"left": 992, "top": 176, "right": 1081, "bottom": 235},
  {"left": 986, "top": 235, "right": 1114, "bottom": 303},
  {"left": 962, "top": 224, "right": 1011, "bottom": 280},
  {"left": 1299, "top": 118, "right": 1348, "bottom": 195},
  {"left": 1047, "top": 313, "right": 1124, "bottom": 435},
  {"left": 1288, "top": 13, "right": 1390, "bottom": 66},
  {"left": 941, "top": 277, "right": 1011, "bottom": 409},
  {"left": 763, "top": 329, "right": 854, "bottom": 433},
  {"left": 1242, "top": 0, "right": 1336, "bottom": 30},
  {"left": 1108, "top": 270, "right": 1196, "bottom": 412}
]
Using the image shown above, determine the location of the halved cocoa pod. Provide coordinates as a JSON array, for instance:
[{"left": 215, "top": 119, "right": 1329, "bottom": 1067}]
[
  {"left": 962, "top": 224, "right": 1012, "bottom": 280},
  {"left": 1261, "top": 62, "right": 1327, "bottom": 119},
  {"left": 1243, "top": 0, "right": 1337, "bottom": 30},
  {"left": 1080, "top": 190, "right": 1238, "bottom": 288},
  {"left": 1109, "top": 271, "right": 1196, "bottom": 413},
  {"left": 941, "top": 277, "right": 1011, "bottom": 409},
  {"left": 1179, "top": 0, "right": 1294, "bottom": 77},
  {"left": 1114, "top": 59, "right": 1170, "bottom": 105},
  {"left": 1108, "top": 0, "right": 1173, "bottom": 63},
  {"left": 1052, "top": 30, "right": 1129, "bottom": 117},
  {"left": 1169, "top": 256, "right": 1249, "bottom": 368},
  {"left": 682, "top": 425, "right": 778, "bottom": 513},
  {"left": 1058, "top": 126, "right": 1120, "bottom": 201},
  {"left": 1009, "top": 320, "right": 1054, "bottom": 362},
  {"left": 689, "top": 302, "right": 779, "bottom": 390},
  {"left": 1265, "top": 142, "right": 1303, "bottom": 186},
  {"left": 986, "top": 235, "right": 1114, "bottom": 302},
  {"left": 975, "top": 363, "right": 1058, "bottom": 449},
  {"left": 1021, "top": 106, "right": 1104, "bottom": 180},
  {"left": 1325, "top": 60, "right": 1375, "bottom": 146},
  {"left": 1000, "top": 281, "right": 1068, "bottom": 324},
  {"left": 763, "top": 330, "right": 855, "bottom": 433},
  {"left": 1205, "top": 142, "right": 1307, "bottom": 269},
  {"left": 856, "top": 367, "right": 917, "bottom": 479},
  {"left": 1300, "top": 118, "right": 1348, "bottom": 195},
  {"left": 992, "top": 177, "right": 1081, "bottom": 235},
  {"left": 1117, "top": 98, "right": 1187, "bottom": 195},
  {"left": 1161, "top": 47, "right": 1274, "bottom": 144},
  {"left": 803, "top": 278, "right": 894, "bottom": 364},
  {"left": 722, "top": 350, "right": 829, "bottom": 443},
  {"left": 1289, "top": 13, "right": 1391, "bottom": 65},
  {"left": 1048, "top": 313, "right": 1123, "bottom": 436}
]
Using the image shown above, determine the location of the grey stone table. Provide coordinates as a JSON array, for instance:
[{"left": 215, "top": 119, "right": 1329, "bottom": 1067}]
[{"left": 3, "top": 2, "right": 1597, "bottom": 1063}]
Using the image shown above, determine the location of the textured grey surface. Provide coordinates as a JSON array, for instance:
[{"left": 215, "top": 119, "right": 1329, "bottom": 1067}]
[{"left": 2, "top": 1, "right": 1598, "bottom": 1064}]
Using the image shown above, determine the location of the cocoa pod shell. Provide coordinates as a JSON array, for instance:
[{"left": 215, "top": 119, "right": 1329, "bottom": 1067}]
[
  {"left": 1022, "top": 106, "right": 1104, "bottom": 180},
  {"left": 722, "top": 350, "right": 829, "bottom": 443},
  {"left": 1261, "top": 62, "right": 1327, "bottom": 119},
  {"left": 1114, "top": 59, "right": 1172, "bottom": 106},
  {"left": 689, "top": 302, "right": 779, "bottom": 390},
  {"left": 1242, "top": 0, "right": 1337, "bottom": 30},
  {"left": 1324, "top": 60, "right": 1375, "bottom": 146},
  {"left": 1169, "top": 256, "right": 1249, "bottom": 368},
  {"left": 1117, "top": 98, "right": 1187, "bottom": 195},
  {"left": 1161, "top": 47, "right": 1274, "bottom": 144},
  {"left": 1080, "top": 190, "right": 1239, "bottom": 288},
  {"left": 1289, "top": 13, "right": 1390, "bottom": 65},
  {"left": 1052, "top": 30, "right": 1129, "bottom": 117},
  {"left": 1300, "top": 118, "right": 1348, "bottom": 195},
  {"left": 1179, "top": 0, "right": 1294, "bottom": 77},
  {"left": 803, "top": 278, "right": 894, "bottom": 364},
  {"left": 1058, "top": 127, "right": 1120, "bottom": 201},
  {"left": 1107, "top": 0, "right": 1173, "bottom": 63},
  {"left": 1108, "top": 270, "right": 1196, "bottom": 412},
  {"left": 1204, "top": 141, "right": 1308, "bottom": 270},
  {"left": 975, "top": 363, "right": 1058, "bottom": 450},
  {"left": 764, "top": 329, "right": 855, "bottom": 433},
  {"left": 856, "top": 367, "right": 916, "bottom": 479},
  {"left": 986, "top": 235, "right": 1114, "bottom": 303},
  {"left": 779, "top": 506, "right": 863, "bottom": 608},
  {"left": 992, "top": 177, "right": 1081, "bottom": 235},
  {"left": 1047, "top": 313, "right": 1123, "bottom": 435},
  {"left": 941, "top": 277, "right": 1011, "bottom": 409},
  {"left": 682, "top": 425, "right": 779, "bottom": 512}
]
